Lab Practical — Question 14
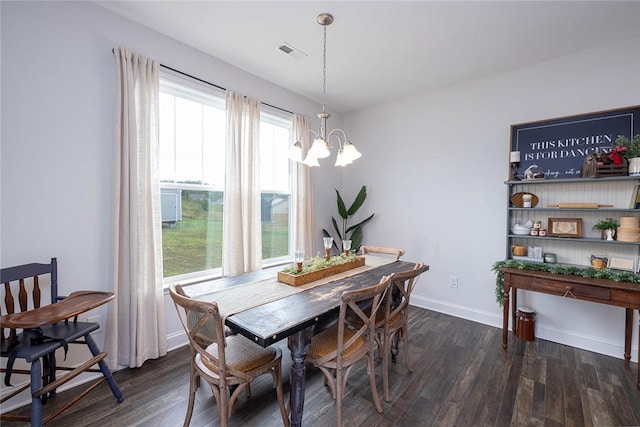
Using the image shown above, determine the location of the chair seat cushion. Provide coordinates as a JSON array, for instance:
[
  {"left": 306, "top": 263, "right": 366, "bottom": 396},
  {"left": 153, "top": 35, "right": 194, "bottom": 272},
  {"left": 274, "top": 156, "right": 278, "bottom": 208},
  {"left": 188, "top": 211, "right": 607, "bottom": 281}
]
[
  {"left": 197, "top": 335, "right": 277, "bottom": 374},
  {"left": 307, "top": 326, "right": 364, "bottom": 360}
]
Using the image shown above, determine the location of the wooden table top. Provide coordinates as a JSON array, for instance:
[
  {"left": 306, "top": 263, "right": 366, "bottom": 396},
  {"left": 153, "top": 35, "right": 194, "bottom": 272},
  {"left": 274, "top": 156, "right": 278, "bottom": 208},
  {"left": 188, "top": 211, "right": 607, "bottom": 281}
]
[{"left": 226, "top": 261, "right": 427, "bottom": 346}]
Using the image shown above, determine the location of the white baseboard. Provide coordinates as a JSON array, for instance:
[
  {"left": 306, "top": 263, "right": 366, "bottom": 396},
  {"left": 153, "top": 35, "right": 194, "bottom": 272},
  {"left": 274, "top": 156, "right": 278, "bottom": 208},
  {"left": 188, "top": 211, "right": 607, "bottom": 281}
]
[
  {"left": 411, "top": 295, "right": 637, "bottom": 363},
  {"left": 167, "top": 329, "right": 188, "bottom": 352}
]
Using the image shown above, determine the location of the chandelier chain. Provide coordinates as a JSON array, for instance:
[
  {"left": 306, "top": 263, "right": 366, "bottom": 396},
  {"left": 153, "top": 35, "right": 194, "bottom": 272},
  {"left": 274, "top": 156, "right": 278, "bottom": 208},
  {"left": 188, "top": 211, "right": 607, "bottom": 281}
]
[{"left": 322, "top": 22, "right": 327, "bottom": 113}]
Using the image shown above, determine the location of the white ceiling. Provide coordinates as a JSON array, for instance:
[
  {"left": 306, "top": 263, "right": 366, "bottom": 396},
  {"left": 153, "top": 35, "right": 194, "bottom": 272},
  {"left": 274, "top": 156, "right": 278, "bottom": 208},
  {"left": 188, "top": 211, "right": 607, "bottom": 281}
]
[{"left": 96, "top": 1, "right": 640, "bottom": 114}]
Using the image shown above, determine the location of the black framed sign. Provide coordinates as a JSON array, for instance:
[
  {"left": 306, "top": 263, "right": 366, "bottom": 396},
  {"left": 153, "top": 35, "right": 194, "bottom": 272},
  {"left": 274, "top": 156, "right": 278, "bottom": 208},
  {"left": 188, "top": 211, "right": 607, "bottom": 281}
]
[{"left": 510, "top": 106, "right": 640, "bottom": 180}]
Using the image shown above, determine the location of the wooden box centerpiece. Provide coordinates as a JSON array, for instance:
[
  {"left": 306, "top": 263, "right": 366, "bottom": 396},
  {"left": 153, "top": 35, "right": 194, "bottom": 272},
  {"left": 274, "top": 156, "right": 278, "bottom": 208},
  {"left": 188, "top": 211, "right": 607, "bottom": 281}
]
[{"left": 278, "top": 256, "right": 365, "bottom": 287}]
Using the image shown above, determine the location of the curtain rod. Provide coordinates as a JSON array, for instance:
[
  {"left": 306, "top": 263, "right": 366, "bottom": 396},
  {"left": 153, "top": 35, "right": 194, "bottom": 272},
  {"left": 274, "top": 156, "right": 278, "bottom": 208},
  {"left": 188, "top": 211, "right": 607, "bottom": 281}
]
[
  {"left": 111, "top": 49, "right": 294, "bottom": 114},
  {"left": 160, "top": 64, "right": 294, "bottom": 115}
]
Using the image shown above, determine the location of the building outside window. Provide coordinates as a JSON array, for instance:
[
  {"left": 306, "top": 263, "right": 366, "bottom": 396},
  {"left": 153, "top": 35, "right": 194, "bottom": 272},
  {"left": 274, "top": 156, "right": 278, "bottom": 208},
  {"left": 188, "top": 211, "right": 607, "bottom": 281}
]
[{"left": 159, "top": 74, "right": 292, "bottom": 282}]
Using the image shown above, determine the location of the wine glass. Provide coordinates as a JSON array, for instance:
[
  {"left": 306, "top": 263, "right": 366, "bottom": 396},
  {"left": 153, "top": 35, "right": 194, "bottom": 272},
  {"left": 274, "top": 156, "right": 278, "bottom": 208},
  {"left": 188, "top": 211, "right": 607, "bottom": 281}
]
[
  {"left": 323, "top": 237, "right": 333, "bottom": 261},
  {"left": 342, "top": 240, "right": 352, "bottom": 256},
  {"left": 294, "top": 249, "right": 305, "bottom": 272}
]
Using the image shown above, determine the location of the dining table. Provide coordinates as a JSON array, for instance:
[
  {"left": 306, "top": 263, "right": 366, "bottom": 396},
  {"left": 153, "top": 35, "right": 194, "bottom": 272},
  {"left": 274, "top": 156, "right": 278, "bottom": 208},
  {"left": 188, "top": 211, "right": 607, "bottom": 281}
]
[{"left": 185, "top": 257, "right": 427, "bottom": 427}]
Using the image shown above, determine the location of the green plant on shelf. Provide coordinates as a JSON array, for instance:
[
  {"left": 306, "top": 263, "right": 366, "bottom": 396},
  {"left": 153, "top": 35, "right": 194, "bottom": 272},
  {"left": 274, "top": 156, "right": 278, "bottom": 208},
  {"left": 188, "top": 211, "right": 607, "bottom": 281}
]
[
  {"left": 592, "top": 218, "right": 619, "bottom": 231},
  {"left": 282, "top": 254, "right": 360, "bottom": 275},
  {"left": 615, "top": 134, "right": 640, "bottom": 159}
]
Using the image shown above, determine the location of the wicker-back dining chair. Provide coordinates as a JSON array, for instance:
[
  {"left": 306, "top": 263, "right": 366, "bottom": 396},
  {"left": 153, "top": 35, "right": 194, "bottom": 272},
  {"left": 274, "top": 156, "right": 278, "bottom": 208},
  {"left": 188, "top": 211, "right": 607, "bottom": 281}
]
[
  {"left": 169, "top": 284, "right": 289, "bottom": 427},
  {"left": 377, "top": 262, "right": 426, "bottom": 401},
  {"left": 305, "top": 274, "right": 393, "bottom": 427}
]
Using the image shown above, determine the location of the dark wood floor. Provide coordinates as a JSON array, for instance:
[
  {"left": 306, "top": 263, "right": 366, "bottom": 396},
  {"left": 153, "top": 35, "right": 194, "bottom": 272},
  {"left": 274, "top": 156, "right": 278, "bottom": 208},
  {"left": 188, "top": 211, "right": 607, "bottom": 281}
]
[{"left": 3, "top": 308, "right": 639, "bottom": 426}]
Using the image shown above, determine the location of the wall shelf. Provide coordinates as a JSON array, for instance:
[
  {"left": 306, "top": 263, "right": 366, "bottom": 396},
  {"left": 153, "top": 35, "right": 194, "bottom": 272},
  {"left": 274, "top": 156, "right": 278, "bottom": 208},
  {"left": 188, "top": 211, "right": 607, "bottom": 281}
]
[{"left": 505, "top": 176, "right": 640, "bottom": 267}]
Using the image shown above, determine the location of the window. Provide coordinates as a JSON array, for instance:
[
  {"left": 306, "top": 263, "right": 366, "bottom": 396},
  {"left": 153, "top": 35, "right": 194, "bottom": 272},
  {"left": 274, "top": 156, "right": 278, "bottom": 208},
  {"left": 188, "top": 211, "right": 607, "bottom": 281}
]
[{"left": 159, "top": 73, "right": 293, "bottom": 281}]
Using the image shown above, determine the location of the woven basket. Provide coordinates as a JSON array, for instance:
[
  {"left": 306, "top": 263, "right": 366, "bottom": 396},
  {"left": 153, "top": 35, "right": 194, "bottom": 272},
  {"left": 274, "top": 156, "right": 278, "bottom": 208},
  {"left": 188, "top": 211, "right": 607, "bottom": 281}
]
[
  {"left": 510, "top": 192, "right": 539, "bottom": 208},
  {"left": 511, "top": 245, "right": 527, "bottom": 256},
  {"left": 619, "top": 217, "right": 640, "bottom": 228},
  {"left": 616, "top": 227, "right": 640, "bottom": 242}
]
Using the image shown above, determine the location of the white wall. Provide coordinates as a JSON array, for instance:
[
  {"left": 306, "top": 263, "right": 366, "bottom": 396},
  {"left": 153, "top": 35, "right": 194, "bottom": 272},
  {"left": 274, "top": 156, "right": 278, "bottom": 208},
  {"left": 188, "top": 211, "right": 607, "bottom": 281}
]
[
  {"left": 343, "top": 36, "right": 640, "bottom": 361},
  {"left": 0, "top": 0, "right": 341, "bottom": 409},
  {"left": 2, "top": 0, "right": 639, "bottom": 412}
]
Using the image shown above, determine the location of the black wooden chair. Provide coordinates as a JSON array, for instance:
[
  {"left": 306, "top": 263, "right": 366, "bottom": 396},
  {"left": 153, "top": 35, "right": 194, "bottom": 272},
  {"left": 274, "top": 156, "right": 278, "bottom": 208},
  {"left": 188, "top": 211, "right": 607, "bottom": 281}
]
[{"left": 0, "top": 258, "right": 123, "bottom": 426}]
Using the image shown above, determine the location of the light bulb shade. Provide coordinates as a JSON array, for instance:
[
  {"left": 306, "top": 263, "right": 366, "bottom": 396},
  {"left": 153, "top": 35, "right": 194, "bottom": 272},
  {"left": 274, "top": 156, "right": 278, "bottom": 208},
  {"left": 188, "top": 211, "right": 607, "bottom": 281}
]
[
  {"left": 289, "top": 142, "right": 303, "bottom": 163},
  {"left": 341, "top": 142, "right": 362, "bottom": 162},
  {"left": 308, "top": 137, "right": 331, "bottom": 159},
  {"left": 302, "top": 153, "right": 320, "bottom": 167},
  {"left": 334, "top": 149, "right": 351, "bottom": 167}
]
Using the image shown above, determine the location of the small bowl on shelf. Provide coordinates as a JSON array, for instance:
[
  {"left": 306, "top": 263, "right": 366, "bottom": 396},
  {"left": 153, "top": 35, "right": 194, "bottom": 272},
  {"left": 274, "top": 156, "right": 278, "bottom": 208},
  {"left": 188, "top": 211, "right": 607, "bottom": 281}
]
[{"left": 511, "top": 219, "right": 533, "bottom": 235}]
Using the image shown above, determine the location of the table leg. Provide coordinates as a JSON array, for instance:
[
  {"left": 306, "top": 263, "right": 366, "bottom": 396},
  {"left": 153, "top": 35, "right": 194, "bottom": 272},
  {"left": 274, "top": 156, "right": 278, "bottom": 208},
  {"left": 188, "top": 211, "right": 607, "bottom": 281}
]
[
  {"left": 391, "top": 332, "right": 399, "bottom": 363},
  {"left": 512, "top": 289, "right": 518, "bottom": 336},
  {"left": 624, "top": 308, "right": 633, "bottom": 362},
  {"left": 288, "top": 326, "right": 314, "bottom": 427},
  {"left": 390, "top": 290, "right": 403, "bottom": 363},
  {"left": 502, "top": 284, "right": 510, "bottom": 351}
]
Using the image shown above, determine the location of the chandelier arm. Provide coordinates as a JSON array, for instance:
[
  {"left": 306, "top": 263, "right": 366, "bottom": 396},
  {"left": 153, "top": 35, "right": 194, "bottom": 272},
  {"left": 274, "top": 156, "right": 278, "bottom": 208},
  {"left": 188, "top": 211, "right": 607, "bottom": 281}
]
[
  {"left": 296, "top": 128, "right": 320, "bottom": 143},
  {"left": 328, "top": 134, "right": 343, "bottom": 150},
  {"left": 328, "top": 128, "right": 348, "bottom": 141}
]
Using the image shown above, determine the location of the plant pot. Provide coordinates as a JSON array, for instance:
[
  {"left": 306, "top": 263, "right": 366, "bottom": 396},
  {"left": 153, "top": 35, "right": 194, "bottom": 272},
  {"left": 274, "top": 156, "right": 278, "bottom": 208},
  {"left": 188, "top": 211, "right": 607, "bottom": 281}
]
[{"left": 628, "top": 157, "right": 640, "bottom": 176}]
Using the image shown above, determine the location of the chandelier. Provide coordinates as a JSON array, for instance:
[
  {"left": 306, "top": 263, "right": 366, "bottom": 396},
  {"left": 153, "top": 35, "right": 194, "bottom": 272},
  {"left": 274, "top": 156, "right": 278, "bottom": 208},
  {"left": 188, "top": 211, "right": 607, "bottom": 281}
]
[{"left": 290, "top": 13, "right": 361, "bottom": 167}]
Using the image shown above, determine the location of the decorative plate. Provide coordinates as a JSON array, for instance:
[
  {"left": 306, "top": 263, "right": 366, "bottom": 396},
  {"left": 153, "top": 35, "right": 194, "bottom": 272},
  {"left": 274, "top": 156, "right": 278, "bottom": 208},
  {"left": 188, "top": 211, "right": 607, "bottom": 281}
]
[{"left": 510, "top": 192, "right": 539, "bottom": 208}]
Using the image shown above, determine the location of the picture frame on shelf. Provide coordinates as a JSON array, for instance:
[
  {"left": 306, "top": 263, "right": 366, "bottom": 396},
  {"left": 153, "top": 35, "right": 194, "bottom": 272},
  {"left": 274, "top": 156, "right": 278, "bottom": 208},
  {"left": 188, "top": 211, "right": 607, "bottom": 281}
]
[
  {"left": 547, "top": 218, "right": 583, "bottom": 237},
  {"left": 527, "top": 246, "right": 542, "bottom": 258},
  {"left": 607, "top": 256, "right": 636, "bottom": 272}
]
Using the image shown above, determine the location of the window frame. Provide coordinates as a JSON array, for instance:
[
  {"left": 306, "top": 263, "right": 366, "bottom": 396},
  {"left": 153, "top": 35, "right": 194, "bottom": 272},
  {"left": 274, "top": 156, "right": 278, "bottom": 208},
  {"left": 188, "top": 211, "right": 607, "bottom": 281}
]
[{"left": 158, "top": 71, "right": 294, "bottom": 286}]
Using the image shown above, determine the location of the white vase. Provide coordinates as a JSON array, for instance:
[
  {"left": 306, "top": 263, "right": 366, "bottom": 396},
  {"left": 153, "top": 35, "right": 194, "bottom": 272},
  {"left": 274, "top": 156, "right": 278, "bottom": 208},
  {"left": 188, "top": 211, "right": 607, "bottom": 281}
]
[
  {"left": 605, "top": 229, "right": 615, "bottom": 241},
  {"left": 629, "top": 157, "right": 640, "bottom": 176}
]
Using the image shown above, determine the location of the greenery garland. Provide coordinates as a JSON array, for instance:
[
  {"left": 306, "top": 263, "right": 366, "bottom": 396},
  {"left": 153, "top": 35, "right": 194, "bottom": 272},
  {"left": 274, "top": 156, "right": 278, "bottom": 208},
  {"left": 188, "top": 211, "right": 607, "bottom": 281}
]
[{"left": 491, "top": 260, "right": 640, "bottom": 307}]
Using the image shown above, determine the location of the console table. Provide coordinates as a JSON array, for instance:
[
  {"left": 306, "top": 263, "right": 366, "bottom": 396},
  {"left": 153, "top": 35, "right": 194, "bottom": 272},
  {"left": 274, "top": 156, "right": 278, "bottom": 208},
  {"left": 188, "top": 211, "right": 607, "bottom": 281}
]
[{"left": 500, "top": 267, "right": 640, "bottom": 388}]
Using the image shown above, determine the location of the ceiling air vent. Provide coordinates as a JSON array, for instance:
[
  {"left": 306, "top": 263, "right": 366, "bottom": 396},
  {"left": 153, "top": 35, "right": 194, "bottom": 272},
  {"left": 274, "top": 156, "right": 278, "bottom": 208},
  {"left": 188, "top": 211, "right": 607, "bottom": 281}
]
[{"left": 278, "top": 42, "right": 307, "bottom": 61}]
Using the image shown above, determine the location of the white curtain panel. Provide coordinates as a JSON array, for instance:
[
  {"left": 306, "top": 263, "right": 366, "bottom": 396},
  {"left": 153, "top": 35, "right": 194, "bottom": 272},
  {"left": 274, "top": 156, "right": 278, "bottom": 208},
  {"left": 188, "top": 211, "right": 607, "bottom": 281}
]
[
  {"left": 222, "top": 91, "right": 262, "bottom": 276},
  {"left": 107, "top": 47, "right": 167, "bottom": 369},
  {"left": 292, "top": 114, "right": 315, "bottom": 256}
]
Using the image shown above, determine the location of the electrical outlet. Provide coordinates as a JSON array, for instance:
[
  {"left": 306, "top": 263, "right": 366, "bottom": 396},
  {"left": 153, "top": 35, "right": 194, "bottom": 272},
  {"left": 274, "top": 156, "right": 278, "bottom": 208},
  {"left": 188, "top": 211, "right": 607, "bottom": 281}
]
[{"left": 449, "top": 276, "right": 458, "bottom": 288}]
